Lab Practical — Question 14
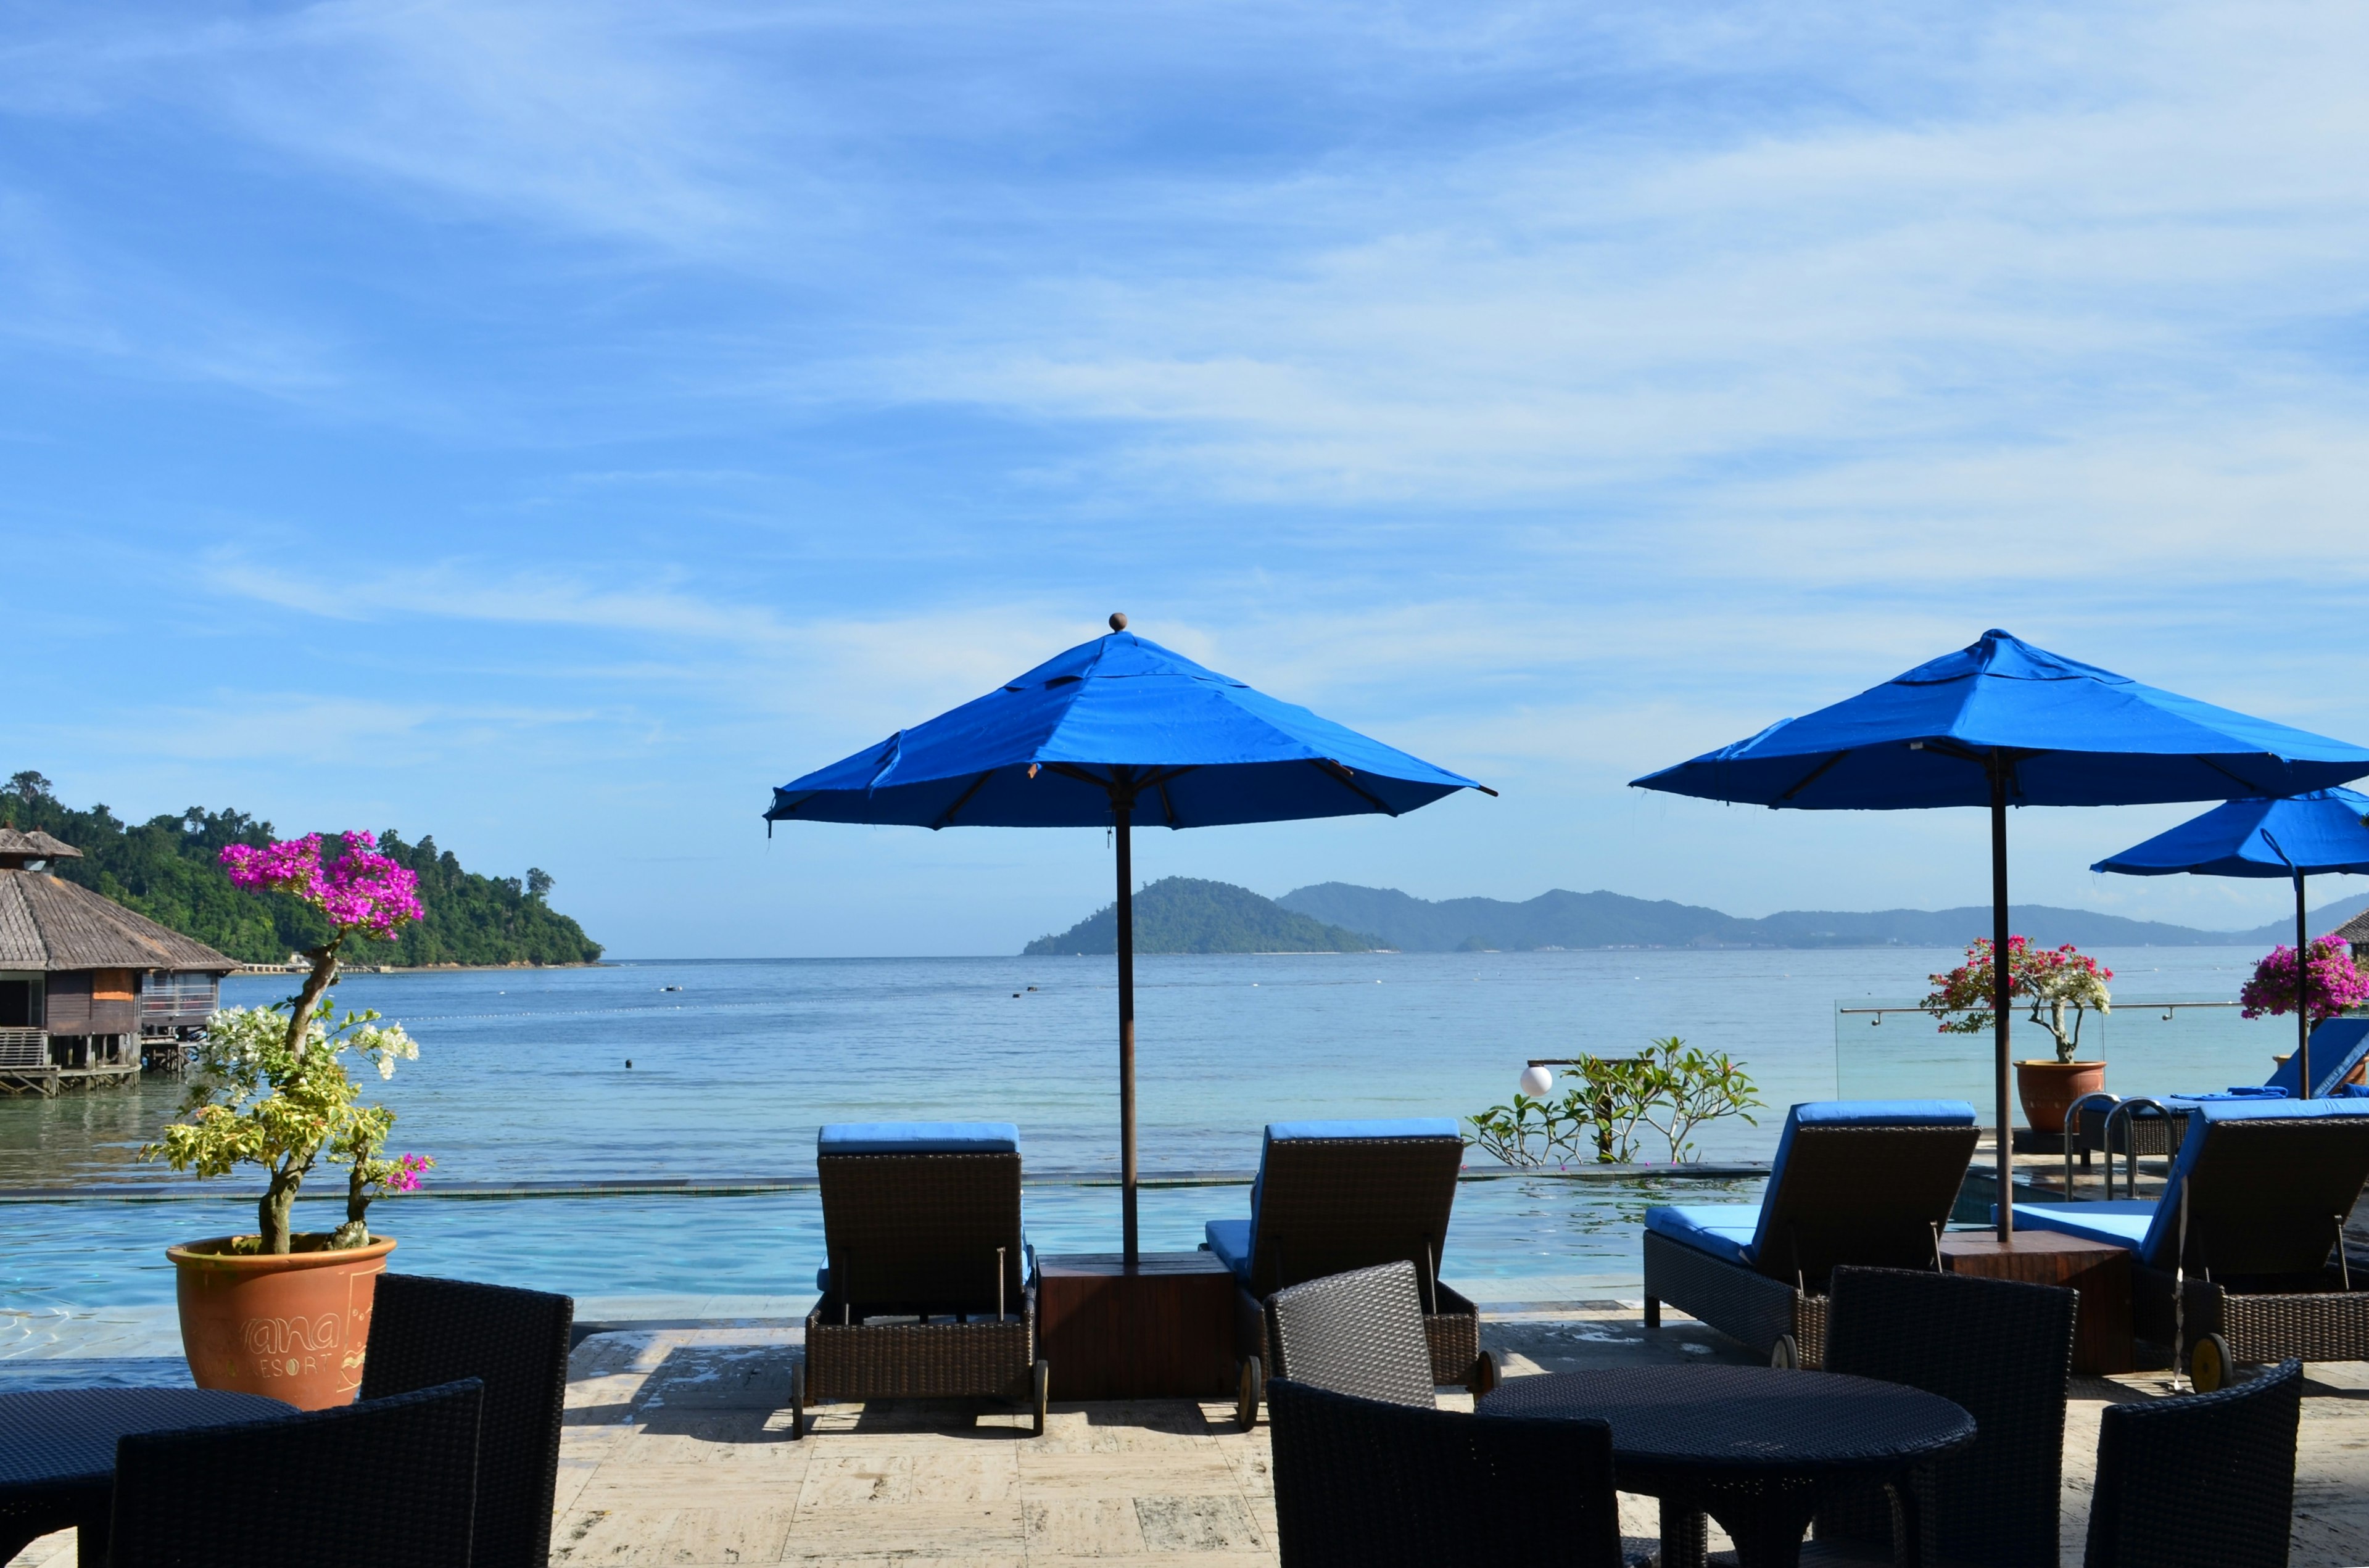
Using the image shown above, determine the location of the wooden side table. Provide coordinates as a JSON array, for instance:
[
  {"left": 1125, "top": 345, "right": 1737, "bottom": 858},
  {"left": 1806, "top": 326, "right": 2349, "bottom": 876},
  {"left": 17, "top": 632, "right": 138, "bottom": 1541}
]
[
  {"left": 1938, "top": 1231, "right": 2132, "bottom": 1374},
  {"left": 1037, "top": 1252, "right": 1236, "bottom": 1400}
]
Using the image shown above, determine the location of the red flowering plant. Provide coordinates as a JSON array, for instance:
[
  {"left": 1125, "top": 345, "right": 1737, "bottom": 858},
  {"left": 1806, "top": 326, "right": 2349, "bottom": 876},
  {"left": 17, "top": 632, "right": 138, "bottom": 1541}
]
[
  {"left": 2239, "top": 936, "right": 2369, "bottom": 1025},
  {"left": 1920, "top": 936, "right": 2113, "bottom": 1064},
  {"left": 141, "top": 833, "right": 433, "bottom": 1253}
]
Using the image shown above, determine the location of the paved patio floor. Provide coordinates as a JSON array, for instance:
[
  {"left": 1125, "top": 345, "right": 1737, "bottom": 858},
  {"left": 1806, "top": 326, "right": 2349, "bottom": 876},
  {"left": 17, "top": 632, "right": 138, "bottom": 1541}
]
[{"left": 10, "top": 1302, "right": 2368, "bottom": 1566}]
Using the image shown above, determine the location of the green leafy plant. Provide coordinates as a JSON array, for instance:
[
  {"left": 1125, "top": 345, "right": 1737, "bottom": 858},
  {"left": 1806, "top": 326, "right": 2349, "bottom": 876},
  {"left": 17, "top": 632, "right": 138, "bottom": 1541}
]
[{"left": 1467, "top": 1042, "right": 1761, "bottom": 1167}]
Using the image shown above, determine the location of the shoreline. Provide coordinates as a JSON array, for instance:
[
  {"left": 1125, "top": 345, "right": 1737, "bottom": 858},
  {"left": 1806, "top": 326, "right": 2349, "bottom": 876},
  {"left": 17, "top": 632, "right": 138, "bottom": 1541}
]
[{"left": 232, "top": 960, "right": 608, "bottom": 976}]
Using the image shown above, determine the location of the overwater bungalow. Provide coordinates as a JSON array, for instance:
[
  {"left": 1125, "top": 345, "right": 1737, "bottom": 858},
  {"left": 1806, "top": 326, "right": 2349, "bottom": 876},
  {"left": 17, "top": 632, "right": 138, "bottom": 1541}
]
[{"left": 0, "top": 827, "right": 235, "bottom": 1095}]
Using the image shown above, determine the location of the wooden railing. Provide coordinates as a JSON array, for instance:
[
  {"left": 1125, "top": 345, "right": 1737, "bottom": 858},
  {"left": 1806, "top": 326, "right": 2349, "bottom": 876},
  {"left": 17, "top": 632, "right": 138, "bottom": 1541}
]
[{"left": 0, "top": 1028, "right": 45, "bottom": 1069}]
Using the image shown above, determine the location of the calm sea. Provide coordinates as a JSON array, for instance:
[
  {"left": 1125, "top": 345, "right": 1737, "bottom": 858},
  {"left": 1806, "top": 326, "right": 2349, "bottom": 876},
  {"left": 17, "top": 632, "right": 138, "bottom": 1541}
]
[{"left": 0, "top": 947, "right": 2289, "bottom": 1313}]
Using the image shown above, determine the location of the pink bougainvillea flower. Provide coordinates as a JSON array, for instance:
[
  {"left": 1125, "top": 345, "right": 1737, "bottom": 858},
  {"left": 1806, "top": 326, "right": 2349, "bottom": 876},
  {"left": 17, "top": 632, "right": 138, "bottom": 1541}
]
[
  {"left": 220, "top": 832, "right": 422, "bottom": 941},
  {"left": 2240, "top": 937, "right": 2369, "bottom": 1025},
  {"left": 384, "top": 1152, "right": 434, "bottom": 1194}
]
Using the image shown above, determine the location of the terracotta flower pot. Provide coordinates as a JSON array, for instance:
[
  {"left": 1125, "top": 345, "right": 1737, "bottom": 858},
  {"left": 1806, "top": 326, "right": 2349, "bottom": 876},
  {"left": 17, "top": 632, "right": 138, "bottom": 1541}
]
[
  {"left": 2014, "top": 1060, "right": 2107, "bottom": 1136},
  {"left": 168, "top": 1234, "right": 395, "bottom": 1410}
]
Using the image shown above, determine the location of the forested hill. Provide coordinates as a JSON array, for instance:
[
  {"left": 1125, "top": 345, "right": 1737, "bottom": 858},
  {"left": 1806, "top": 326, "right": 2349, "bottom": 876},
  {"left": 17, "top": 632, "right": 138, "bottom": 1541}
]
[
  {"left": 3, "top": 772, "right": 603, "bottom": 967},
  {"left": 1025, "top": 877, "right": 1377, "bottom": 955},
  {"left": 1275, "top": 881, "right": 2369, "bottom": 952}
]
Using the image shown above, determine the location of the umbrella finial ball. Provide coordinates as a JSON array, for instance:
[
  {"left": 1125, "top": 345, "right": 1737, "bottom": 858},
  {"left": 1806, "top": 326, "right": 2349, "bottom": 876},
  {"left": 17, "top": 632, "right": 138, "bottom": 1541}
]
[
  {"left": 1109, "top": 612, "right": 1128, "bottom": 631},
  {"left": 1519, "top": 1065, "right": 1553, "bottom": 1098}
]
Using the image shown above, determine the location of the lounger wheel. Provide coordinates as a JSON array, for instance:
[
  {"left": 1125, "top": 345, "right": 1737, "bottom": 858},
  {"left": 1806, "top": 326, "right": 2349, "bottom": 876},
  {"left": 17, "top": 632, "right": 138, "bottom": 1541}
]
[
  {"left": 789, "top": 1361, "right": 806, "bottom": 1440},
  {"left": 1236, "top": 1356, "right": 1263, "bottom": 1432},
  {"left": 1465, "top": 1350, "right": 1500, "bottom": 1397},
  {"left": 2190, "top": 1332, "right": 2234, "bottom": 1394},
  {"left": 1770, "top": 1334, "right": 1801, "bottom": 1371},
  {"left": 1032, "top": 1358, "right": 1050, "bottom": 1437}
]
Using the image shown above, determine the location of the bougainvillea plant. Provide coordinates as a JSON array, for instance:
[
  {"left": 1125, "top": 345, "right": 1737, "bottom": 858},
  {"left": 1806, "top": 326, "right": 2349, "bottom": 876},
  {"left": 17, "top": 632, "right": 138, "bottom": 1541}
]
[
  {"left": 2240, "top": 936, "right": 2369, "bottom": 1025},
  {"left": 141, "top": 833, "right": 432, "bottom": 1253},
  {"left": 1920, "top": 936, "right": 2113, "bottom": 1064}
]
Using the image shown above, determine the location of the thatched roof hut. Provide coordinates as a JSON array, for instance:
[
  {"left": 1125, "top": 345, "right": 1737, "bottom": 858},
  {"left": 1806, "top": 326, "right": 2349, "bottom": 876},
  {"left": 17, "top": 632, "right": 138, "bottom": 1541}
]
[
  {"left": 0, "top": 835, "right": 236, "bottom": 1091},
  {"left": 2335, "top": 906, "right": 2369, "bottom": 961}
]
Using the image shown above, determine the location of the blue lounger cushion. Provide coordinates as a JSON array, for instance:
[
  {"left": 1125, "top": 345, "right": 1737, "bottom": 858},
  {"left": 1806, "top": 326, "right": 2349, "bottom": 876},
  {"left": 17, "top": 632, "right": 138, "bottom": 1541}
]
[
  {"left": 2265, "top": 1016, "right": 2369, "bottom": 1098},
  {"left": 2003, "top": 1200, "right": 2156, "bottom": 1251},
  {"left": 1642, "top": 1206, "right": 1761, "bottom": 1268},
  {"left": 818, "top": 1121, "right": 1021, "bottom": 1155},
  {"left": 2009, "top": 1097, "right": 2369, "bottom": 1268},
  {"left": 1643, "top": 1099, "right": 1978, "bottom": 1268},
  {"left": 1205, "top": 1218, "right": 1254, "bottom": 1282}
]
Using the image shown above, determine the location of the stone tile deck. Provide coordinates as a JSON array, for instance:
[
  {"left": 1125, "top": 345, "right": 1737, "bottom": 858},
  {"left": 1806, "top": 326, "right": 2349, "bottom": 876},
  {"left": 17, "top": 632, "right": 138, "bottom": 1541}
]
[{"left": 10, "top": 1303, "right": 2368, "bottom": 1567}]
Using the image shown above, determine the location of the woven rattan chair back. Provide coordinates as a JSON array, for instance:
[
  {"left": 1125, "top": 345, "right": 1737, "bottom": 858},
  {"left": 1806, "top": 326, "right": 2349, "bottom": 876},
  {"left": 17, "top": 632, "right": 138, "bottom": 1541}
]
[
  {"left": 2169, "top": 1118, "right": 2369, "bottom": 1280},
  {"left": 1815, "top": 1266, "right": 2075, "bottom": 1567},
  {"left": 110, "top": 1378, "right": 483, "bottom": 1568},
  {"left": 1248, "top": 1134, "right": 1462, "bottom": 1300},
  {"left": 1265, "top": 1261, "right": 1437, "bottom": 1408},
  {"left": 1755, "top": 1126, "right": 1980, "bottom": 1286},
  {"left": 360, "top": 1274, "right": 574, "bottom": 1568},
  {"left": 1268, "top": 1377, "right": 1619, "bottom": 1568},
  {"left": 819, "top": 1150, "right": 1025, "bottom": 1314},
  {"left": 2083, "top": 1359, "right": 2302, "bottom": 1568}
]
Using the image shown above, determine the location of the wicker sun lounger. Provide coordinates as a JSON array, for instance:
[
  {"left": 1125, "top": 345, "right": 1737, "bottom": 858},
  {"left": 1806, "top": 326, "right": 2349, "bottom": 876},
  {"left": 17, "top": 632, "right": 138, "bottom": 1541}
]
[
  {"left": 2012, "top": 1097, "right": 2369, "bottom": 1391},
  {"left": 1202, "top": 1118, "right": 1488, "bottom": 1425},
  {"left": 1640, "top": 1100, "right": 1981, "bottom": 1368},
  {"left": 801, "top": 1121, "right": 1048, "bottom": 1436}
]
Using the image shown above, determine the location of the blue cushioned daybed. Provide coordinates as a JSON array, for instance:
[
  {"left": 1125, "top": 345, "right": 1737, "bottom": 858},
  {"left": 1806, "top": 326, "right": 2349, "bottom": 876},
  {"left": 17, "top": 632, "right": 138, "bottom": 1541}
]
[
  {"left": 1201, "top": 1118, "right": 1486, "bottom": 1413},
  {"left": 803, "top": 1121, "right": 1047, "bottom": 1435},
  {"left": 2068, "top": 1017, "right": 2369, "bottom": 1182},
  {"left": 2010, "top": 1096, "right": 2369, "bottom": 1388},
  {"left": 1642, "top": 1100, "right": 1981, "bottom": 1368}
]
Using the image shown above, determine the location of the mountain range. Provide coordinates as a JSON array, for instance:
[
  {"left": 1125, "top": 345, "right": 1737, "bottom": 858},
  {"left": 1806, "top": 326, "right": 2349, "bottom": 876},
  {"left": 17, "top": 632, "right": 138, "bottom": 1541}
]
[{"left": 1275, "top": 882, "right": 2369, "bottom": 952}]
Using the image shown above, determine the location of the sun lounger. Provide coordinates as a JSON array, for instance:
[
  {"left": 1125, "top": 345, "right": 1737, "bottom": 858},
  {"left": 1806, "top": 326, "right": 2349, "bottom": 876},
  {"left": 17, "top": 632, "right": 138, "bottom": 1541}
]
[
  {"left": 2067, "top": 1017, "right": 2369, "bottom": 1185},
  {"left": 2012, "top": 1097, "right": 2369, "bottom": 1390},
  {"left": 1201, "top": 1118, "right": 1486, "bottom": 1413},
  {"left": 802, "top": 1121, "right": 1048, "bottom": 1435},
  {"left": 1640, "top": 1100, "right": 1981, "bottom": 1368}
]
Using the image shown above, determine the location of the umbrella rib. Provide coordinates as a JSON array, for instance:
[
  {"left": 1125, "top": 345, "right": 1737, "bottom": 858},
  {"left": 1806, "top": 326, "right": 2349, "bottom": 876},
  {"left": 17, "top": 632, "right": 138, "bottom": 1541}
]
[
  {"left": 930, "top": 770, "right": 997, "bottom": 830},
  {"left": 1045, "top": 762, "right": 1116, "bottom": 793},
  {"left": 1156, "top": 778, "right": 1179, "bottom": 827},
  {"left": 1777, "top": 750, "right": 1851, "bottom": 802},
  {"left": 1311, "top": 758, "right": 1395, "bottom": 815},
  {"left": 2195, "top": 755, "right": 2275, "bottom": 796}
]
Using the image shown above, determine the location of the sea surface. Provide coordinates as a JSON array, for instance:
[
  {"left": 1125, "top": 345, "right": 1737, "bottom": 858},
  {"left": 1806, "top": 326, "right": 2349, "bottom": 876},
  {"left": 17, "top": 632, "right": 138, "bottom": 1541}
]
[{"left": 0, "top": 947, "right": 2293, "bottom": 1315}]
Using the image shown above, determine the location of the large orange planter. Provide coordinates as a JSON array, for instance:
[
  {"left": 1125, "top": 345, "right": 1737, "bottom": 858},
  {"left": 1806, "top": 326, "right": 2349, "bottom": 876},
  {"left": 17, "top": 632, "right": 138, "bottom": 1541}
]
[
  {"left": 2015, "top": 1060, "right": 2107, "bottom": 1137},
  {"left": 168, "top": 1234, "right": 395, "bottom": 1409}
]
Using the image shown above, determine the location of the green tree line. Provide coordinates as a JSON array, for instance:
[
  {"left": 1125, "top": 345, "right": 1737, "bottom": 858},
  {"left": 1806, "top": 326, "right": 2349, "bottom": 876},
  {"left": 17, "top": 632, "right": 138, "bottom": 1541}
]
[{"left": 4, "top": 771, "right": 603, "bottom": 967}]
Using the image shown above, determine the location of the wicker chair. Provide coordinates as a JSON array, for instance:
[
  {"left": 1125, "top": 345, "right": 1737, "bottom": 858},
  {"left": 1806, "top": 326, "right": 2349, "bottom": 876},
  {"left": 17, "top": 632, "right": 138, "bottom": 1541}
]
[
  {"left": 2013, "top": 1098, "right": 2369, "bottom": 1390},
  {"left": 2083, "top": 1360, "right": 2302, "bottom": 1568},
  {"left": 109, "top": 1378, "right": 484, "bottom": 1568},
  {"left": 1203, "top": 1118, "right": 1489, "bottom": 1422},
  {"left": 1262, "top": 1261, "right": 1441, "bottom": 1409},
  {"left": 1642, "top": 1101, "right": 1981, "bottom": 1368},
  {"left": 360, "top": 1274, "right": 574, "bottom": 1568},
  {"left": 803, "top": 1121, "right": 1049, "bottom": 1436},
  {"left": 1805, "top": 1267, "right": 2077, "bottom": 1567},
  {"left": 1267, "top": 1376, "right": 1621, "bottom": 1568}
]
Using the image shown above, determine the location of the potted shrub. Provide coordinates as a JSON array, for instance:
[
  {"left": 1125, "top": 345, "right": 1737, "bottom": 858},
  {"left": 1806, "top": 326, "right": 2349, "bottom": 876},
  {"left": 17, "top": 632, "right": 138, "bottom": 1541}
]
[
  {"left": 2239, "top": 935, "right": 2369, "bottom": 1086},
  {"left": 141, "top": 832, "right": 431, "bottom": 1409},
  {"left": 1922, "top": 936, "right": 2112, "bottom": 1136}
]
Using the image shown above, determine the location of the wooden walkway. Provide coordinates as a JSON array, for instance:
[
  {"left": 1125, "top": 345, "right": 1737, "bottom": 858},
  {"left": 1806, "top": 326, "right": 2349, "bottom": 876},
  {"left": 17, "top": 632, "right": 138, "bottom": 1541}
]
[{"left": 13, "top": 1300, "right": 2365, "bottom": 1567}]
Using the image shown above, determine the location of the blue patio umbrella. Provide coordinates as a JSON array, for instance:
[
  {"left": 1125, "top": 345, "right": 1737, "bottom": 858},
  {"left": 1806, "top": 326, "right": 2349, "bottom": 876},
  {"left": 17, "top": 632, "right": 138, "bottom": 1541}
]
[
  {"left": 2093, "top": 788, "right": 2369, "bottom": 1098},
  {"left": 764, "top": 615, "right": 1489, "bottom": 1261},
  {"left": 1631, "top": 629, "right": 2369, "bottom": 1237}
]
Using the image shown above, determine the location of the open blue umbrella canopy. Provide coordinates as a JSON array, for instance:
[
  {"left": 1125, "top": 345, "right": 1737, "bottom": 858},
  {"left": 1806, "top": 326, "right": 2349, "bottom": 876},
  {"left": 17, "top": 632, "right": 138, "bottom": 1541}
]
[
  {"left": 767, "top": 627, "right": 1482, "bottom": 830},
  {"left": 1632, "top": 631, "right": 2369, "bottom": 809},
  {"left": 766, "top": 617, "right": 1487, "bottom": 1261},
  {"left": 2091, "top": 789, "right": 2369, "bottom": 879},
  {"left": 1632, "top": 629, "right": 2369, "bottom": 1234},
  {"left": 2093, "top": 788, "right": 2369, "bottom": 1099}
]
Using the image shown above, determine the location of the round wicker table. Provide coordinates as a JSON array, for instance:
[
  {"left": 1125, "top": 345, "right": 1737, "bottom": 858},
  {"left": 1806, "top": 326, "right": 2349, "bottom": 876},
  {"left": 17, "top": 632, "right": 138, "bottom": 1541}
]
[
  {"left": 0, "top": 1387, "right": 296, "bottom": 1567},
  {"left": 1481, "top": 1364, "right": 1973, "bottom": 1568}
]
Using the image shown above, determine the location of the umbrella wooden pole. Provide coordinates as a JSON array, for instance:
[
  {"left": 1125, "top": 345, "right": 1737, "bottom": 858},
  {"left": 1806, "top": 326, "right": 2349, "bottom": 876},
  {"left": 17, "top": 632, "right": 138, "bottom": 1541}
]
[
  {"left": 1115, "top": 799, "right": 1139, "bottom": 1266},
  {"left": 2297, "top": 870, "right": 2312, "bottom": 1100},
  {"left": 1992, "top": 761, "right": 2014, "bottom": 1241}
]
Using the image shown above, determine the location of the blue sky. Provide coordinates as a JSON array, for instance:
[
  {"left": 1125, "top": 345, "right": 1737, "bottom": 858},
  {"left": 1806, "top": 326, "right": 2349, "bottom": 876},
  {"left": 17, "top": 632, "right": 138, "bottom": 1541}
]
[{"left": 9, "top": 0, "right": 2369, "bottom": 957}]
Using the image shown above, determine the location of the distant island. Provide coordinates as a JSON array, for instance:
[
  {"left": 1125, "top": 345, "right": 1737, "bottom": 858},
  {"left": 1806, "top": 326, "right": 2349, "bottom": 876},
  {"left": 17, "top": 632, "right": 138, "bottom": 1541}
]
[
  {"left": 1020, "top": 872, "right": 2369, "bottom": 955},
  {"left": 1025, "top": 877, "right": 1378, "bottom": 954},
  {"left": 1276, "top": 882, "right": 2369, "bottom": 952},
  {"left": 4, "top": 771, "right": 603, "bottom": 967}
]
